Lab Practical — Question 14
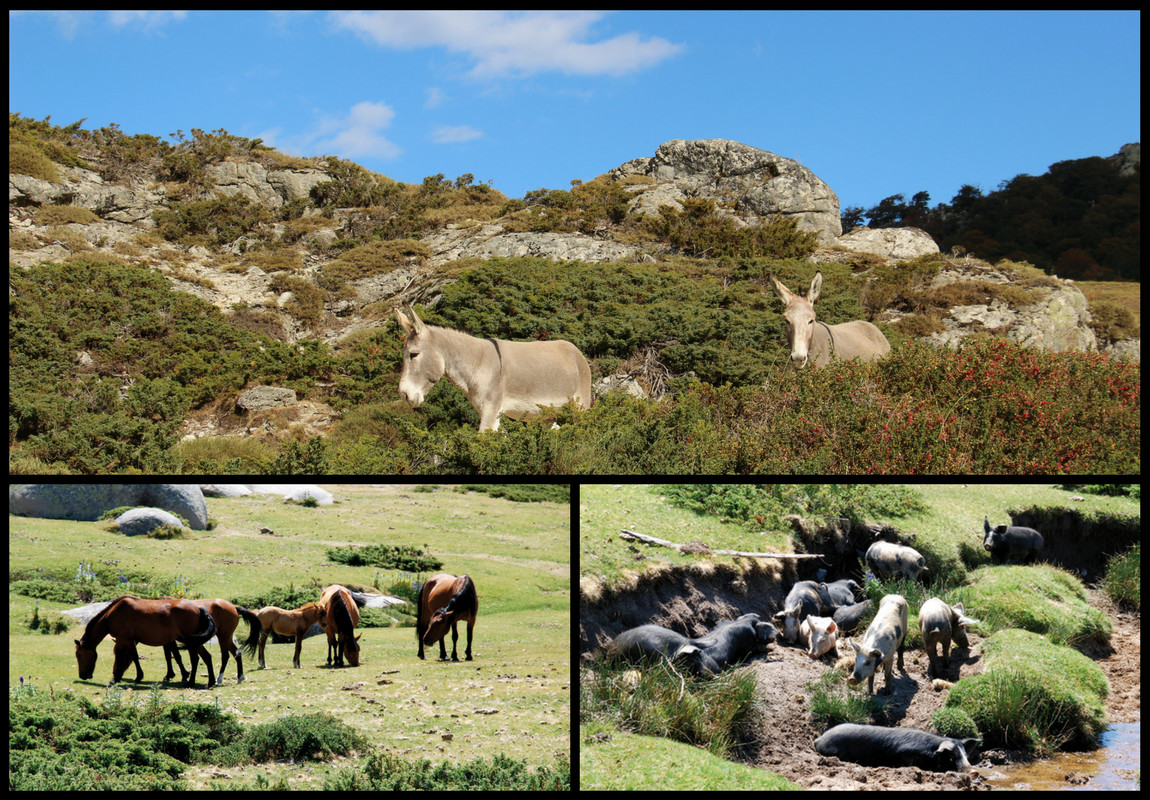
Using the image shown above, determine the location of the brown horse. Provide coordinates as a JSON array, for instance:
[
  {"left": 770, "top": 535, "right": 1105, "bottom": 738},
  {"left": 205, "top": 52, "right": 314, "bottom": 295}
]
[
  {"left": 160, "top": 599, "right": 262, "bottom": 685},
  {"left": 417, "top": 574, "right": 477, "bottom": 661},
  {"left": 74, "top": 596, "right": 217, "bottom": 687},
  {"left": 319, "top": 585, "right": 361, "bottom": 667},
  {"left": 256, "top": 602, "right": 326, "bottom": 669}
]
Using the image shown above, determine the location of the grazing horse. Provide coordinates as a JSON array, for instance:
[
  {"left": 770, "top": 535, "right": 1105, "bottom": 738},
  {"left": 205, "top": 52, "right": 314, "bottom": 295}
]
[
  {"left": 160, "top": 599, "right": 262, "bottom": 685},
  {"left": 256, "top": 602, "right": 326, "bottom": 669},
  {"left": 770, "top": 272, "right": 890, "bottom": 368},
  {"left": 74, "top": 596, "right": 216, "bottom": 688},
  {"left": 396, "top": 305, "right": 591, "bottom": 432},
  {"left": 417, "top": 574, "right": 478, "bottom": 662},
  {"left": 319, "top": 585, "right": 361, "bottom": 667}
]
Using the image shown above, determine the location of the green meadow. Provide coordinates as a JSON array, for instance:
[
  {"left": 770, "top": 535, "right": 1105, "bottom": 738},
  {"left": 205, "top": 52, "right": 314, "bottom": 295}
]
[{"left": 8, "top": 484, "right": 570, "bottom": 789}]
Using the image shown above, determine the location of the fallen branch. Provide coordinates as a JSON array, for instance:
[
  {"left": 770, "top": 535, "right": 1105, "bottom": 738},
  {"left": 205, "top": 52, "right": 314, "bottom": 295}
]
[{"left": 620, "top": 529, "right": 824, "bottom": 559}]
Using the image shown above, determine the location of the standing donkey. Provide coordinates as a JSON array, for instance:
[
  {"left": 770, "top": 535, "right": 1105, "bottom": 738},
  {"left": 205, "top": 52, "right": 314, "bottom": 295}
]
[
  {"left": 770, "top": 272, "right": 890, "bottom": 368},
  {"left": 396, "top": 306, "right": 591, "bottom": 432}
]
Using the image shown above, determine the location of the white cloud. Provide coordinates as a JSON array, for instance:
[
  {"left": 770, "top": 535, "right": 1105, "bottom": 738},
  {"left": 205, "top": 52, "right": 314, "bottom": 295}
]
[
  {"left": 310, "top": 101, "right": 401, "bottom": 160},
  {"left": 430, "top": 124, "right": 483, "bottom": 144},
  {"left": 331, "top": 11, "right": 682, "bottom": 78},
  {"left": 266, "top": 101, "right": 401, "bottom": 161}
]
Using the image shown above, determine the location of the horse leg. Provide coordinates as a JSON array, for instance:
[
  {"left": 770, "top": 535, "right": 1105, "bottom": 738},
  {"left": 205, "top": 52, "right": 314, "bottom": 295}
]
[
  {"left": 233, "top": 645, "right": 244, "bottom": 684},
  {"left": 449, "top": 620, "right": 460, "bottom": 662},
  {"left": 438, "top": 633, "right": 448, "bottom": 661},
  {"left": 199, "top": 646, "right": 215, "bottom": 688},
  {"left": 111, "top": 640, "right": 135, "bottom": 683},
  {"left": 258, "top": 631, "right": 268, "bottom": 669},
  {"left": 465, "top": 616, "right": 474, "bottom": 661},
  {"left": 186, "top": 646, "right": 200, "bottom": 688},
  {"left": 293, "top": 635, "right": 303, "bottom": 669},
  {"left": 165, "top": 643, "right": 190, "bottom": 683},
  {"left": 128, "top": 643, "right": 145, "bottom": 681},
  {"left": 217, "top": 643, "right": 231, "bottom": 686}
]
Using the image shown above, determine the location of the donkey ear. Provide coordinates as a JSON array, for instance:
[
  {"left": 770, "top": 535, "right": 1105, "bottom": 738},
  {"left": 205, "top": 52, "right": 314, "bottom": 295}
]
[
  {"left": 808, "top": 272, "right": 823, "bottom": 303},
  {"left": 395, "top": 308, "right": 414, "bottom": 336},
  {"left": 769, "top": 275, "right": 792, "bottom": 304},
  {"left": 405, "top": 304, "right": 427, "bottom": 334}
]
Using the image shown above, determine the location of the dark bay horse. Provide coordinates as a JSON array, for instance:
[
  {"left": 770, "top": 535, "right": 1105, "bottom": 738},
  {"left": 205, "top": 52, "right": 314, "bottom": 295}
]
[
  {"left": 256, "top": 602, "right": 326, "bottom": 669},
  {"left": 320, "top": 585, "right": 361, "bottom": 667},
  {"left": 160, "top": 599, "right": 261, "bottom": 685},
  {"left": 417, "top": 574, "right": 478, "bottom": 661},
  {"left": 74, "top": 596, "right": 216, "bottom": 687}
]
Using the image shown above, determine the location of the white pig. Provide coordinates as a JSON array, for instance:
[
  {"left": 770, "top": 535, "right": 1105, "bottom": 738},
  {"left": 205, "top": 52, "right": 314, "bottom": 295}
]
[
  {"left": 847, "top": 594, "right": 908, "bottom": 695},
  {"left": 800, "top": 615, "right": 838, "bottom": 658}
]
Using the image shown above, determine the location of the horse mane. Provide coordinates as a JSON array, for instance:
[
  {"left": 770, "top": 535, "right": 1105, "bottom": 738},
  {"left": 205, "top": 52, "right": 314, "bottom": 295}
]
[
  {"left": 444, "top": 575, "right": 478, "bottom": 617},
  {"left": 80, "top": 595, "right": 134, "bottom": 644}
]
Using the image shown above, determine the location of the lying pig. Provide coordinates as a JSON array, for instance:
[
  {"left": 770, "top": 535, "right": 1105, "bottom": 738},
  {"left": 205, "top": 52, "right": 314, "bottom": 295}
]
[
  {"left": 865, "top": 541, "right": 928, "bottom": 581},
  {"left": 814, "top": 723, "right": 980, "bottom": 773},
  {"left": 847, "top": 594, "right": 908, "bottom": 695},
  {"left": 815, "top": 579, "right": 862, "bottom": 609},
  {"left": 678, "top": 613, "right": 778, "bottom": 676},
  {"left": 774, "top": 580, "right": 829, "bottom": 644},
  {"left": 609, "top": 624, "right": 691, "bottom": 665},
  {"left": 919, "top": 598, "right": 980, "bottom": 678},
  {"left": 608, "top": 614, "right": 777, "bottom": 677},
  {"left": 799, "top": 615, "right": 838, "bottom": 658},
  {"left": 983, "top": 516, "right": 1044, "bottom": 564},
  {"left": 832, "top": 600, "right": 873, "bottom": 636}
]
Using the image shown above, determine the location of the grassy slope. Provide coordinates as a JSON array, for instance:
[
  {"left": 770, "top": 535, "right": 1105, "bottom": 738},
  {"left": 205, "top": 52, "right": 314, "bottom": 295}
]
[{"left": 8, "top": 484, "right": 570, "bottom": 789}]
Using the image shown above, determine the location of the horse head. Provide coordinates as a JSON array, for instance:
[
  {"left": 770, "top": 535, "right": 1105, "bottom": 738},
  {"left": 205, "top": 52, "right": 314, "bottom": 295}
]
[
  {"left": 74, "top": 639, "right": 97, "bottom": 680},
  {"left": 771, "top": 272, "right": 823, "bottom": 368},
  {"left": 396, "top": 306, "right": 445, "bottom": 409}
]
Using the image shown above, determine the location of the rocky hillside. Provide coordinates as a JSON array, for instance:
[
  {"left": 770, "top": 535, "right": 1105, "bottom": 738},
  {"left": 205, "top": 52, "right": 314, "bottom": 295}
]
[{"left": 12, "top": 118, "right": 1133, "bottom": 362}]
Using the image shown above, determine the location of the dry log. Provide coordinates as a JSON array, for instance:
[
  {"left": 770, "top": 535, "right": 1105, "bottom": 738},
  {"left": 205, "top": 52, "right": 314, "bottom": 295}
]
[{"left": 620, "top": 529, "right": 824, "bottom": 559}]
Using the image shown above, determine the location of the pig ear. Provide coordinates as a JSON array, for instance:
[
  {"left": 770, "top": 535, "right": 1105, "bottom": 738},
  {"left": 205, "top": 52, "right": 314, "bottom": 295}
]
[
  {"left": 983, "top": 516, "right": 990, "bottom": 533},
  {"left": 826, "top": 620, "right": 837, "bottom": 632}
]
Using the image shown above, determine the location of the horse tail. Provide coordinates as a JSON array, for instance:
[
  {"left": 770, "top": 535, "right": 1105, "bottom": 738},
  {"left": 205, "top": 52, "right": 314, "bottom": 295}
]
[
  {"left": 415, "top": 578, "right": 434, "bottom": 644},
  {"left": 183, "top": 607, "right": 217, "bottom": 649},
  {"left": 235, "top": 605, "right": 262, "bottom": 656}
]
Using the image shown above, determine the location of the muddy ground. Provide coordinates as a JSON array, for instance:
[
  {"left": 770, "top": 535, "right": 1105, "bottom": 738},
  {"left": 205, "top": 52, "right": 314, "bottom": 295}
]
[{"left": 583, "top": 575, "right": 1139, "bottom": 791}]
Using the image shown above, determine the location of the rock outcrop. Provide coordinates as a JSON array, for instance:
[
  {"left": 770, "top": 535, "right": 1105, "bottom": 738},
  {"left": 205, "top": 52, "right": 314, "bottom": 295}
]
[
  {"left": 610, "top": 138, "right": 843, "bottom": 246},
  {"left": 836, "top": 226, "right": 940, "bottom": 261},
  {"left": 9, "top": 484, "right": 208, "bottom": 529}
]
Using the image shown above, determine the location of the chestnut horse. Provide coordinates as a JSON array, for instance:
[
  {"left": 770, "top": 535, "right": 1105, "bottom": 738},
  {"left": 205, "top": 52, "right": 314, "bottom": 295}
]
[
  {"left": 256, "top": 602, "right": 326, "bottom": 669},
  {"left": 417, "top": 574, "right": 478, "bottom": 661},
  {"left": 320, "top": 585, "right": 361, "bottom": 667},
  {"left": 74, "top": 596, "right": 216, "bottom": 687},
  {"left": 160, "top": 599, "right": 262, "bottom": 685}
]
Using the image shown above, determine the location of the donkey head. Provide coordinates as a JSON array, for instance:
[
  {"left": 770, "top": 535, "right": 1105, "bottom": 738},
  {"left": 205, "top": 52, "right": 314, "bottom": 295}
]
[
  {"left": 396, "top": 305, "right": 445, "bottom": 408},
  {"left": 771, "top": 272, "right": 823, "bottom": 368}
]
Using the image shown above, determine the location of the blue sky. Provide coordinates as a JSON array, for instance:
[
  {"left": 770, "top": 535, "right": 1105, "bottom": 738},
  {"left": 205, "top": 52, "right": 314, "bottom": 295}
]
[{"left": 9, "top": 10, "right": 1140, "bottom": 214}]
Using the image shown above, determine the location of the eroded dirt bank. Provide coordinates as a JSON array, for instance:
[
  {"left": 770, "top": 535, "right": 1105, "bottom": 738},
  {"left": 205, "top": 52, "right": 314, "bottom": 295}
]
[{"left": 582, "top": 567, "right": 1140, "bottom": 791}]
